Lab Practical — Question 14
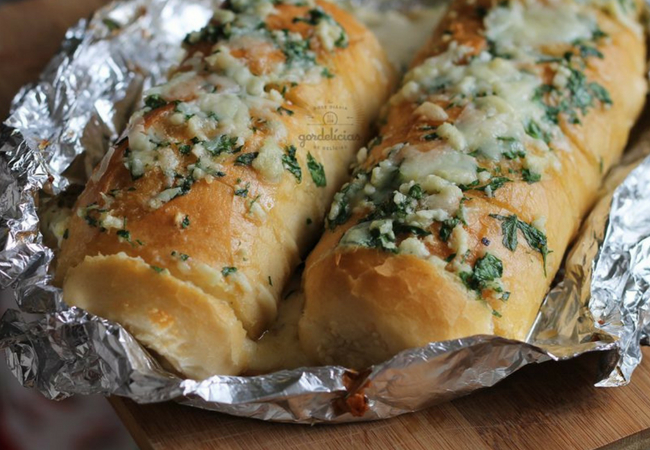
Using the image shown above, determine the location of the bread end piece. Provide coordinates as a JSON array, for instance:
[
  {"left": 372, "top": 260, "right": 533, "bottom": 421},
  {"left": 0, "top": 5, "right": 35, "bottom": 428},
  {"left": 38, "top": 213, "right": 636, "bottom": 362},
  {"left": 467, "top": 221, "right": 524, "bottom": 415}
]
[
  {"left": 63, "top": 253, "right": 252, "bottom": 379},
  {"left": 300, "top": 248, "right": 494, "bottom": 369}
]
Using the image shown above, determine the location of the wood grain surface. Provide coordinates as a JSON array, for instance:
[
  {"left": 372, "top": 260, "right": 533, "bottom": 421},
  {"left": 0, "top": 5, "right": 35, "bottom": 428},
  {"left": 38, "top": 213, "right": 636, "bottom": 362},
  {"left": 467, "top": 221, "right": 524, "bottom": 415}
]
[
  {"left": 108, "top": 350, "right": 650, "bottom": 450},
  {"left": 3, "top": 1, "right": 650, "bottom": 449},
  {"left": 0, "top": 0, "right": 110, "bottom": 118}
]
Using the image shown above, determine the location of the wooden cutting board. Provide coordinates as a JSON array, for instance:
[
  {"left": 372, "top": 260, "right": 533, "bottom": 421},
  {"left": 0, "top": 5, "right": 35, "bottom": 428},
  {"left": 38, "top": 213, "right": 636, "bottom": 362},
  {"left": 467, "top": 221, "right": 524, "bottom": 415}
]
[
  {"left": 108, "top": 350, "right": 650, "bottom": 450},
  {"left": 3, "top": 1, "right": 650, "bottom": 449}
]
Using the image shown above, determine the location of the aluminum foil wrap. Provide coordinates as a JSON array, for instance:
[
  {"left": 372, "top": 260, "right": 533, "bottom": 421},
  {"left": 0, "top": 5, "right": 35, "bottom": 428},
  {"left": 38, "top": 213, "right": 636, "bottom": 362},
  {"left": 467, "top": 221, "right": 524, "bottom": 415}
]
[{"left": 1, "top": 0, "right": 650, "bottom": 424}]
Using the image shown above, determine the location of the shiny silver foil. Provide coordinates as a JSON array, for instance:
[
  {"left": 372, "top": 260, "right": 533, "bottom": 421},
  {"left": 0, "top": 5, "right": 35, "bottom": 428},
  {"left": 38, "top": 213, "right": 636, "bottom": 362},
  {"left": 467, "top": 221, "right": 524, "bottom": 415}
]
[{"left": 1, "top": 0, "right": 650, "bottom": 424}]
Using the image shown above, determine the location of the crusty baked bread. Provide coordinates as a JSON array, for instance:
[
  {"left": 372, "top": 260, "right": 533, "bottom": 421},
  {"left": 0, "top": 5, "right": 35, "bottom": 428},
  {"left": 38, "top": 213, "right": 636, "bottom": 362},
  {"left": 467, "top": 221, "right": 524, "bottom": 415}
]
[
  {"left": 56, "top": 0, "right": 396, "bottom": 379},
  {"left": 299, "top": 0, "right": 647, "bottom": 368}
]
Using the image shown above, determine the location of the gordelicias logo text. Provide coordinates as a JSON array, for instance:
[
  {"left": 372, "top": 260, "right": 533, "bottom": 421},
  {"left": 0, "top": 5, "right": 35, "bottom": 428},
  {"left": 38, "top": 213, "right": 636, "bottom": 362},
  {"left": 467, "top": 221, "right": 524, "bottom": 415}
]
[{"left": 299, "top": 105, "right": 361, "bottom": 150}]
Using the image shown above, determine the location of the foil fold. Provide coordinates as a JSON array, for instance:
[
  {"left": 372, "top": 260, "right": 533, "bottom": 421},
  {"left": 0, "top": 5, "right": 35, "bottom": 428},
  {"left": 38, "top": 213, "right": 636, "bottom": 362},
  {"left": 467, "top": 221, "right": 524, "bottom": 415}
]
[{"left": 1, "top": 0, "right": 650, "bottom": 423}]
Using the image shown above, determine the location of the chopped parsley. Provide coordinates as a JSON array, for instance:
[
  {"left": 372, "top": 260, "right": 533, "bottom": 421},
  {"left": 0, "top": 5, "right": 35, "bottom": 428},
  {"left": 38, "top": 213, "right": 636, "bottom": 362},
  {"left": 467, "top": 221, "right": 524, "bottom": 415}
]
[
  {"left": 183, "top": 22, "right": 231, "bottom": 46},
  {"left": 277, "top": 106, "right": 295, "bottom": 116},
  {"left": 292, "top": 7, "right": 348, "bottom": 48},
  {"left": 234, "top": 182, "right": 250, "bottom": 198},
  {"left": 103, "top": 18, "right": 122, "bottom": 32},
  {"left": 459, "top": 176, "right": 511, "bottom": 195},
  {"left": 144, "top": 95, "right": 168, "bottom": 110},
  {"left": 352, "top": 222, "right": 397, "bottom": 253},
  {"left": 116, "top": 229, "right": 131, "bottom": 243},
  {"left": 204, "top": 135, "right": 242, "bottom": 157},
  {"left": 181, "top": 215, "right": 190, "bottom": 229},
  {"left": 524, "top": 120, "right": 551, "bottom": 144},
  {"left": 306, "top": 152, "right": 326, "bottom": 187},
  {"left": 407, "top": 185, "right": 423, "bottom": 200},
  {"left": 393, "top": 223, "right": 431, "bottom": 237},
  {"left": 282, "top": 145, "right": 302, "bottom": 182},
  {"left": 235, "top": 152, "right": 259, "bottom": 166},
  {"left": 522, "top": 169, "right": 541, "bottom": 184},
  {"left": 171, "top": 251, "right": 190, "bottom": 261},
  {"left": 221, "top": 266, "right": 237, "bottom": 277},
  {"left": 439, "top": 218, "right": 460, "bottom": 242},
  {"left": 292, "top": 8, "right": 331, "bottom": 25},
  {"left": 150, "top": 265, "right": 165, "bottom": 273},
  {"left": 498, "top": 137, "right": 526, "bottom": 160},
  {"left": 322, "top": 67, "right": 335, "bottom": 79},
  {"left": 459, "top": 253, "right": 507, "bottom": 297},
  {"left": 490, "top": 214, "right": 550, "bottom": 275},
  {"left": 282, "top": 38, "right": 315, "bottom": 68},
  {"left": 534, "top": 61, "right": 612, "bottom": 126}
]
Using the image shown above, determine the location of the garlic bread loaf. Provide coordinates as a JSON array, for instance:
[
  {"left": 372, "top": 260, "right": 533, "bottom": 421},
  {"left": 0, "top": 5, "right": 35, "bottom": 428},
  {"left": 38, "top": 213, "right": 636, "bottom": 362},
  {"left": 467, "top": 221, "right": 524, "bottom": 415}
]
[
  {"left": 299, "top": 0, "right": 647, "bottom": 368},
  {"left": 56, "top": 0, "right": 396, "bottom": 379}
]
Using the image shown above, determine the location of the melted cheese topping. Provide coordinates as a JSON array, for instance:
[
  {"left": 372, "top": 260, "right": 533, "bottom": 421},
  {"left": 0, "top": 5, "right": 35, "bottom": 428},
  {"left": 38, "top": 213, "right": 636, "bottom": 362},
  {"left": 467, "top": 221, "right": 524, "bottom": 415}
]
[
  {"left": 115, "top": 0, "right": 353, "bottom": 211},
  {"left": 327, "top": 0, "right": 624, "bottom": 309},
  {"left": 73, "top": 0, "right": 353, "bottom": 260}
]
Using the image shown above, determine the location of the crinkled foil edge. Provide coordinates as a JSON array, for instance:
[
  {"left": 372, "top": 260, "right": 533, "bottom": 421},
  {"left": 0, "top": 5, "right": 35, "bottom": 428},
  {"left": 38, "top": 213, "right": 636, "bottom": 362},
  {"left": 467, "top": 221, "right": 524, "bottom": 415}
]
[{"left": 1, "top": 0, "right": 650, "bottom": 423}]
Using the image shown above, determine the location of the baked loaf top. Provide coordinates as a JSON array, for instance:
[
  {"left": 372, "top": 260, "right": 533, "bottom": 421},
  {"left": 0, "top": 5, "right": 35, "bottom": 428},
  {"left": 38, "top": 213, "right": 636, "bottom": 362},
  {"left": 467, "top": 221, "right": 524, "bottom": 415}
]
[
  {"left": 56, "top": 0, "right": 395, "bottom": 378},
  {"left": 300, "top": 0, "right": 647, "bottom": 368}
]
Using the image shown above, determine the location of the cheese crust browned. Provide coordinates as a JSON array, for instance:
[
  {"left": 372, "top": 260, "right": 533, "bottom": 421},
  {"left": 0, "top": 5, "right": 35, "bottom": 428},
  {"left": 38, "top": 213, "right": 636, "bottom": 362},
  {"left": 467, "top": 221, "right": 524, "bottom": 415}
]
[{"left": 299, "top": 0, "right": 647, "bottom": 368}]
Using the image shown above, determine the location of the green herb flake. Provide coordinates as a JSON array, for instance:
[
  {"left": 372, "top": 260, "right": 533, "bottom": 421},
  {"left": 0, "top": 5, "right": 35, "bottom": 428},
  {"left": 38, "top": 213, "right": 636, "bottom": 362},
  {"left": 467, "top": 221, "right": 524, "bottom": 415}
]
[
  {"left": 322, "top": 67, "right": 335, "bottom": 79},
  {"left": 459, "top": 253, "right": 504, "bottom": 294},
  {"left": 277, "top": 106, "right": 295, "bottom": 116},
  {"left": 307, "top": 152, "right": 326, "bottom": 187},
  {"left": 522, "top": 168, "right": 541, "bottom": 184},
  {"left": 235, "top": 152, "right": 259, "bottom": 166},
  {"left": 460, "top": 176, "right": 511, "bottom": 195},
  {"left": 144, "top": 94, "right": 168, "bottom": 110},
  {"left": 234, "top": 182, "right": 250, "bottom": 198},
  {"left": 524, "top": 120, "right": 550, "bottom": 144},
  {"left": 282, "top": 145, "right": 302, "bottom": 182},
  {"left": 498, "top": 137, "right": 526, "bottom": 160},
  {"left": 205, "top": 135, "right": 241, "bottom": 157},
  {"left": 335, "top": 31, "right": 349, "bottom": 48},
  {"left": 408, "top": 184, "right": 424, "bottom": 200},
  {"left": 490, "top": 214, "right": 550, "bottom": 275},
  {"left": 171, "top": 251, "right": 190, "bottom": 261},
  {"left": 181, "top": 215, "right": 190, "bottom": 229},
  {"left": 282, "top": 38, "right": 315, "bottom": 67},
  {"left": 221, "top": 266, "right": 238, "bottom": 277},
  {"left": 116, "top": 229, "right": 131, "bottom": 242},
  {"left": 292, "top": 8, "right": 331, "bottom": 25},
  {"left": 439, "top": 218, "right": 460, "bottom": 242},
  {"left": 103, "top": 18, "right": 122, "bottom": 32}
]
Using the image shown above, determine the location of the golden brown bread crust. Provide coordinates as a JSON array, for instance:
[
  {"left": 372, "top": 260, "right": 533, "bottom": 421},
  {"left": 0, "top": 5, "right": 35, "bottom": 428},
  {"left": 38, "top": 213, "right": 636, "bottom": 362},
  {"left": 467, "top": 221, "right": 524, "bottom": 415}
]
[
  {"left": 300, "top": 0, "right": 647, "bottom": 368},
  {"left": 57, "top": 0, "right": 396, "bottom": 378}
]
